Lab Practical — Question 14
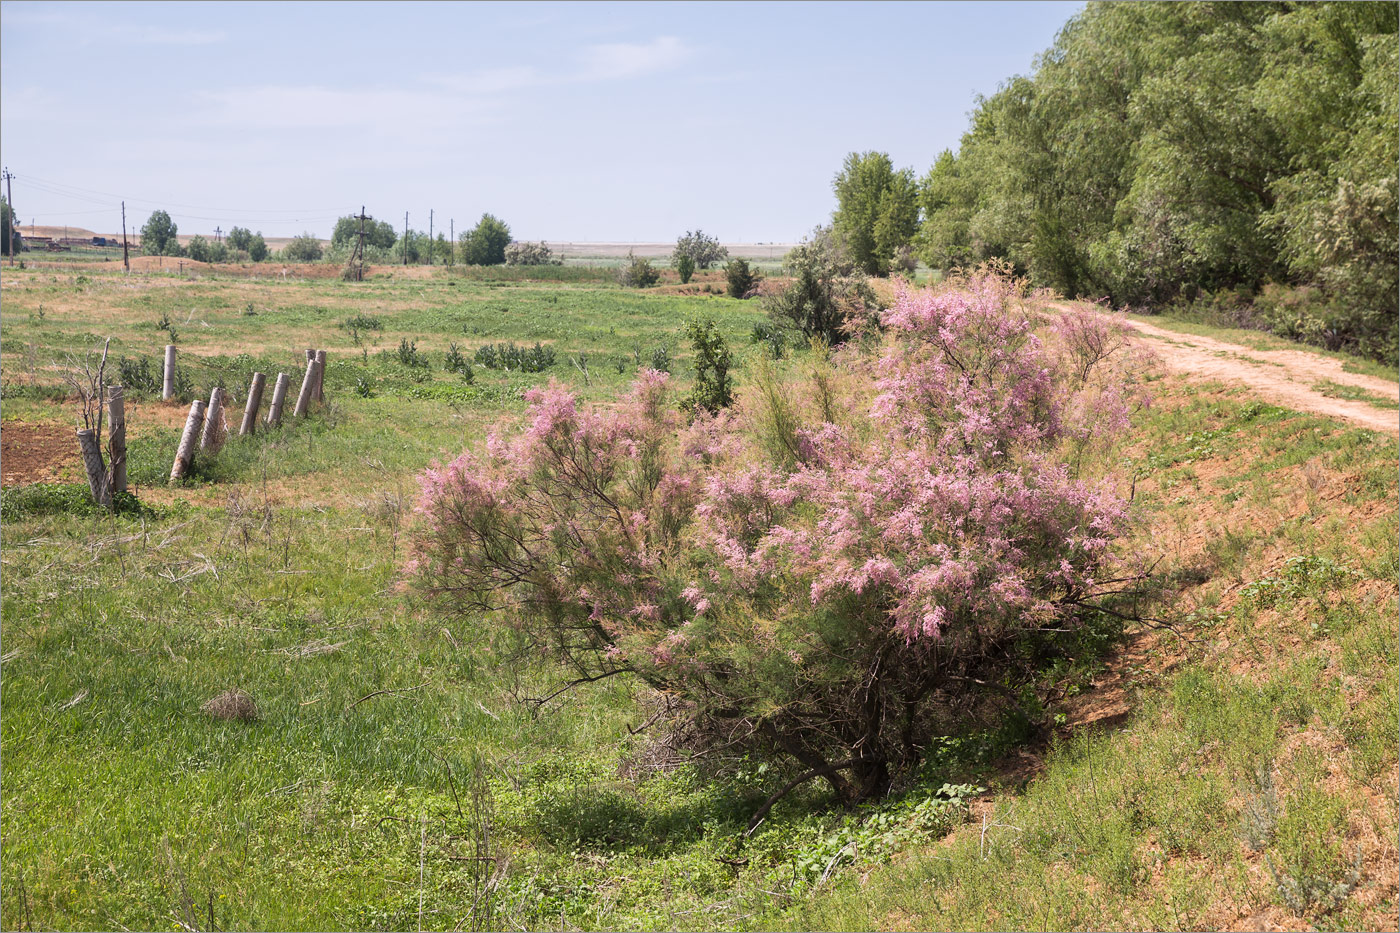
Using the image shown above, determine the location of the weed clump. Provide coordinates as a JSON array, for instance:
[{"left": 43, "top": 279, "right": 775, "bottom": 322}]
[
  {"left": 474, "top": 342, "right": 556, "bottom": 373},
  {"left": 617, "top": 251, "right": 660, "bottom": 288},
  {"left": 0, "top": 483, "right": 152, "bottom": 521},
  {"left": 200, "top": 689, "right": 260, "bottom": 722}
]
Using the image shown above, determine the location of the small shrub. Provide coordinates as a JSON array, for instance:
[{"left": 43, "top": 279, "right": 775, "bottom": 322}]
[
  {"left": 649, "top": 346, "right": 671, "bottom": 374},
  {"left": 890, "top": 244, "right": 918, "bottom": 276},
  {"left": 675, "top": 253, "right": 695, "bottom": 284},
  {"left": 281, "top": 233, "right": 323, "bottom": 262},
  {"left": 685, "top": 318, "right": 733, "bottom": 413},
  {"left": 396, "top": 338, "right": 430, "bottom": 369},
  {"left": 504, "top": 241, "right": 562, "bottom": 266},
  {"left": 725, "top": 258, "right": 758, "bottom": 298},
  {"left": 763, "top": 227, "right": 878, "bottom": 346},
  {"left": 617, "top": 251, "right": 660, "bottom": 288},
  {"left": 750, "top": 321, "right": 788, "bottom": 359},
  {"left": 342, "top": 314, "right": 381, "bottom": 332},
  {"left": 117, "top": 356, "right": 161, "bottom": 395},
  {"left": 444, "top": 342, "right": 469, "bottom": 374},
  {"left": 354, "top": 377, "right": 375, "bottom": 398},
  {"left": 473, "top": 342, "right": 556, "bottom": 373}
]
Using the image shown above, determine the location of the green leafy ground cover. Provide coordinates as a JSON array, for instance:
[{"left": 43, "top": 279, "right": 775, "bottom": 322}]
[{"left": 1, "top": 264, "right": 1394, "bottom": 930}]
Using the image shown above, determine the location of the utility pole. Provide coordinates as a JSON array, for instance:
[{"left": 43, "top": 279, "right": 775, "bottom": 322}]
[
  {"left": 214, "top": 225, "right": 223, "bottom": 243},
  {"left": 3, "top": 166, "right": 13, "bottom": 265},
  {"left": 121, "top": 201, "right": 129, "bottom": 273},
  {"left": 349, "top": 205, "right": 368, "bottom": 282},
  {"left": 403, "top": 211, "right": 409, "bottom": 266},
  {"left": 449, "top": 219, "right": 454, "bottom": 266},
  {"left": 428, "top": 209, "right": 433, "bottom": 266}
]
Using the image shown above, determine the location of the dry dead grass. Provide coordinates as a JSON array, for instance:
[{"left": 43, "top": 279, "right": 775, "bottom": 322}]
[{"left": 200, "top": 688, "right": 260, "bottom": 722}]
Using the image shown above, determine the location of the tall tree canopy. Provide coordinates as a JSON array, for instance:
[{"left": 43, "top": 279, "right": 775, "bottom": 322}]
[
  {"left": 918, "top": 1, "right": 1398, "bottom": 362},
  {"left": 832, "top": 152, "right": 920, "bottom": 277}
]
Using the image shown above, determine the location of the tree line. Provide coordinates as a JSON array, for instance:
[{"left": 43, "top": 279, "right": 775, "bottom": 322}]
[
  {"left": 134, "top": 211, "right": 535, "bottom": 267},
  {"left": 830, "top": 2, "right": 1397, "bottom": 363}
]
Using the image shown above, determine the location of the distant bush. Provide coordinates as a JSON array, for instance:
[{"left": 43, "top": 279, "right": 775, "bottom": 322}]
[
  {"left": 617, "top": 251, "right": 660, "bottom": 288},
  {"left": 141, "top": 210, "right": 178, "bottom": 256},
  {"left": 186, "top": 235, "right": 212, "bottom": 263},
  {"left": 725, "top": 258, "right": 758, "bottom": 298},
  {"left": 474, "top": 341, "right": 556, "bottom": 373},
  {"left": 461, "top": 214, "right": 512, "bottom": 266},
  {"left": 763, "top": 226, "right": 878, "bottom": 346},
  {"left": 247, "top": 233, "right": 268, "bottom": 263},
  {"left": 331, "top": 214, "right": 398, "bottom": 250},
  {"left": 505, "top": 241, "right": 561, "bottom": 266},
  {"left": 281, "top": 233, "right": 324, "bottom": 262},
  {"left": 675, "top": 253, "right": 695, "bottom": 284},
  {"left": 671, "top": 230, "right": 728, "bottom": 270}
]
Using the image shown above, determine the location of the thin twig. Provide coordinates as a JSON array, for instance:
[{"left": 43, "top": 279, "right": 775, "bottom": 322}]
[{"left": 346, "top": 682, "right": 428, "bottom": 711}]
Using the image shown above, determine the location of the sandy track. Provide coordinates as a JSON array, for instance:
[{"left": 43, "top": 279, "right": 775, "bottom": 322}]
[{"left": 1055, "top": 303, "right": 1398, "bottom": 435}]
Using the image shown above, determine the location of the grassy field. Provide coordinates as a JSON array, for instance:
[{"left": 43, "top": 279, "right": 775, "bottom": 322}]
[{"left": 2, "top": 260, "right": 1395, "bottom": 931}]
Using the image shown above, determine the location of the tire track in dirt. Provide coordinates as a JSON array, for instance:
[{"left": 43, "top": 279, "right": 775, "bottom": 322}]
[{"left": 1053, "top": 303, "right": 1399, "bottom": 435}]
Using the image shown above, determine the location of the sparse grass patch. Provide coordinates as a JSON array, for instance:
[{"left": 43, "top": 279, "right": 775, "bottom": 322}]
[{"left": 1312, "top": 379, "right": 1399, "bottom": 409}]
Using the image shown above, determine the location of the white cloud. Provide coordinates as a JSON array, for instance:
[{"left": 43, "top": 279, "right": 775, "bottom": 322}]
[
  {"left": 191, "top": 85, "right": 500, "bottom": 132},
  {"left": 577, "top": 36, "right": 691, "bottom": 81},
  {"left": 422, "top": 66, "right": 547, "bottom": 96},
  {"left": 423, "top": 35, "right": 694, "bottom": 99},
  {"left": 3, "top": 10, "right": 224, "bottom": 45}
]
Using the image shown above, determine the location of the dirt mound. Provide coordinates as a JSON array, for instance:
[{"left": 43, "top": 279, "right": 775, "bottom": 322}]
[{"left": 1, "top": 422, "right": 79, "bottom": 486}]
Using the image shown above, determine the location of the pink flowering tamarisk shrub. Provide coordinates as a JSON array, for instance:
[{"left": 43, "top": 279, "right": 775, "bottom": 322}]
[{"left": 409, "top": 270, "right": 1144, "bottom": 806}]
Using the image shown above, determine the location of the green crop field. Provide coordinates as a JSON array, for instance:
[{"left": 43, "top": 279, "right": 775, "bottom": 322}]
[{"left": 1, "top": 261, "right": 1395, "bottom": 931}]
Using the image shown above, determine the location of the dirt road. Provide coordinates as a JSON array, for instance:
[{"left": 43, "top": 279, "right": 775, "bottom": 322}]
[{"left": 1055, "top": 304, "right": 1399, "bottom": 435}]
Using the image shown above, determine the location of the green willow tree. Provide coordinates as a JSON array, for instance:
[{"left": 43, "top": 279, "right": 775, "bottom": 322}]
[
  {"left": 918, "top": 0, "right": 1398, "bottom": 363},
  {"left": 832, "top": 152, "right": 920, "bottom": 276}
]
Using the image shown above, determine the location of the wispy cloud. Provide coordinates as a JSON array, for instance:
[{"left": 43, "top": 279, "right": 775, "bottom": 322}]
[
  {"left": 3, "top": 9, "right": 225, "bottom": 45},
  {"left": 108, "top": 24, "right": 226, "bottom": 46},
  {"left": 190, "top": 85, "right": 501, "bottom": 132},
  {"left": 423, "top": 35, "right": 694, "bottom": 97},
  {"left": 577, "top": 36, "right": 691, "bottom": 81}
]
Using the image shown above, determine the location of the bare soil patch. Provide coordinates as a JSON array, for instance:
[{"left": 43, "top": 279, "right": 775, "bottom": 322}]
[
  {"left": 1055, "top": 303, "right": 1398, "bottom": 434},
  {"left": 1, "top": 422, "right": 80, "bottom": 486}
]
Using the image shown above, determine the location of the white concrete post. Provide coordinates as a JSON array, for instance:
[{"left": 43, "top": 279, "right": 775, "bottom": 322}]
[{"left": 170, "top": 400, "right": 206, "bottom": 483}]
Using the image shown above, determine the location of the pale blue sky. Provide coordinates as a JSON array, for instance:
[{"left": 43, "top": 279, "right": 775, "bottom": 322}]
[{"left": 1, "top": 1, "right": 1082, "bottom": 241}]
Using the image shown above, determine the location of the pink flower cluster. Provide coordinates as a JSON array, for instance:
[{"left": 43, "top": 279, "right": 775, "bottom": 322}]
[{"left": 408, "top": 272, "right": 1140, "bottom": 680}]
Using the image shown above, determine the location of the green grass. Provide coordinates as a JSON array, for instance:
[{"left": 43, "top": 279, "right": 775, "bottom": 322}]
[
  {"left": 1311, "top": 379, "right": 1400, "bottom": 409},
  {"left": 2, "top": 266, "right": 1395, "bottom": 930}
]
